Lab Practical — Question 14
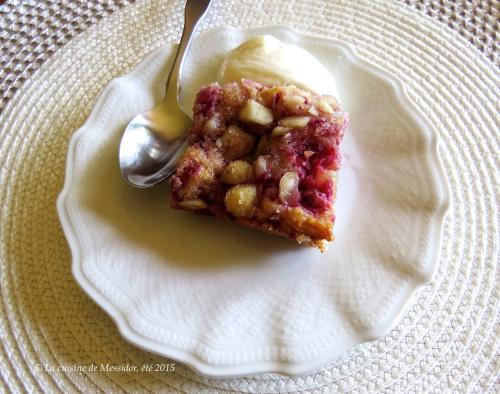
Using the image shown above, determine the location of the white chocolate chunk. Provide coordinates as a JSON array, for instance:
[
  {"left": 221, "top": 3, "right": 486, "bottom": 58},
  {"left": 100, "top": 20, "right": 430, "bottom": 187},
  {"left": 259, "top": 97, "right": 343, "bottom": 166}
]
[
  {"left": 254, "top": 155, "right": 268, "bottom": 178},
  {"left": 279, "top": 116, "right": 310, "bottom": 128},
  {"left": 219, "top": 125, "right": 255, "bottom": 160},
  {"left": 221, "top": 160, "right": 254, "bottom": 184},
  {"left": 238, "top": 99, "right": 274, "bottom": 125},
  {"left": 279, "top": 171, "right": 300, "bottom": 205},
  {"left": 224, "top": 184, "right": 257, "bottom": 218},
  {"left": 284, "top": 95, "right": 305, "bottom": 109},
  {"left": 316, "top": 99, "right": 334, "bottom": 114},
  {"left": 271, "top": 126, "right": 291, "bottom": 138}
]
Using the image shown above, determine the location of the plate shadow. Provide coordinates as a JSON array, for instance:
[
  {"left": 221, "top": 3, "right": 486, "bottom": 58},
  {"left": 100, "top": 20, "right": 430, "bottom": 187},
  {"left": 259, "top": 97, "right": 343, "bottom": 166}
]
[{"left": 79, "top": 122, "right": 302, "bottom": 272}]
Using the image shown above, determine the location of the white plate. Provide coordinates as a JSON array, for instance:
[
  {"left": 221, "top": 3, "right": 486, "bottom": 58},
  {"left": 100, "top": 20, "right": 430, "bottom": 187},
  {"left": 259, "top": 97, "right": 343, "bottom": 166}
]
[{"left": 57, "top": 26, "right": 450, "bottom": 377}]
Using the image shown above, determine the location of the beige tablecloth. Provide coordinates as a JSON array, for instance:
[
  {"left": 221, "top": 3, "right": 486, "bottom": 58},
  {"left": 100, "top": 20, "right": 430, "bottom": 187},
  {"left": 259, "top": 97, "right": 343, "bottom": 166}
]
[{"left": 0, "top": 0, "right": 498, "bottom": 392}]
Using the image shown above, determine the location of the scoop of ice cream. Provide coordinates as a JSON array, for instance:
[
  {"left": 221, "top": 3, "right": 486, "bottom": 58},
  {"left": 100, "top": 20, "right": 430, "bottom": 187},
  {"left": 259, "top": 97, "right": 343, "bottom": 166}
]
[{"left": 218, "top": 35, "right": 337, "bottom": 96}]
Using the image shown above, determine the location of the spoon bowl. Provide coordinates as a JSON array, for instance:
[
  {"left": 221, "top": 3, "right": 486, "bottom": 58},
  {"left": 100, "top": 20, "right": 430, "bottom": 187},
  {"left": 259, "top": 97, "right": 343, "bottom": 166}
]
[{"left": 119, "top": 108, "right": 189, "bottom": 187}]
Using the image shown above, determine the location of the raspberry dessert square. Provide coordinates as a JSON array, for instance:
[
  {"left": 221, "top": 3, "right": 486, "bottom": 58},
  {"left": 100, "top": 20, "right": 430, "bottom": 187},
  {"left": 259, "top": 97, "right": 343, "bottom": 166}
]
[{"left": 170, "top": 80, "right": 347, "bottom": 250}]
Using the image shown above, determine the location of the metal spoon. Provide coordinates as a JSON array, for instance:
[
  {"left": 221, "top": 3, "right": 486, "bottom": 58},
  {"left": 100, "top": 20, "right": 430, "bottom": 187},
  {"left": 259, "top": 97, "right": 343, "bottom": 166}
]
[{"left": 119, "top": 0, "right": 212, "bottom": 187}]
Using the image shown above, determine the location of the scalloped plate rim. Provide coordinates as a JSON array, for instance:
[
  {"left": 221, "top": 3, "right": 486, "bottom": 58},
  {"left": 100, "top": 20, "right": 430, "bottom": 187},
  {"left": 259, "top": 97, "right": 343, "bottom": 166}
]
[{"left": 56, "top": 25, "right": 450, "bottom": 377}]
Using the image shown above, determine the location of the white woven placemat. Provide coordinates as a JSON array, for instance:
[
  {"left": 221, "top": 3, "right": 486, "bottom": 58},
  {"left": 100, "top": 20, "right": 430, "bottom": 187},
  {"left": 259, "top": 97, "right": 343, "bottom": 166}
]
[{"left": 0, "top": 0, "right": 498, "bottom": 392}]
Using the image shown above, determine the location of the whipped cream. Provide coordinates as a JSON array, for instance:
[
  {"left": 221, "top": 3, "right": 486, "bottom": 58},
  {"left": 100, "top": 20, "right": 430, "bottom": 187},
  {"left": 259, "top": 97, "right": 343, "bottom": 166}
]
[{"left": 218, "top": 35, "right": 337, "bottom": 96}]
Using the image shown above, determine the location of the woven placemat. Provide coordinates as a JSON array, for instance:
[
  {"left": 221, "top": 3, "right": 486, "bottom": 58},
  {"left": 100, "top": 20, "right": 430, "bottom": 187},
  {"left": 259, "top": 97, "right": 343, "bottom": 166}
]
[
  {"left": 0, "top": 0, "right": 498, "bottom": 113},
  {"left": 0, "top": 0, "right": 498, "bottom": 392}
]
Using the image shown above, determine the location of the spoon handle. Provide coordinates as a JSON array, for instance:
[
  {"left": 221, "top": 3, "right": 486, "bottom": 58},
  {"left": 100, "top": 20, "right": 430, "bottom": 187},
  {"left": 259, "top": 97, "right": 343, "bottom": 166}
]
[{"left": 163, "top": 0, "right": 212, "bottom": 106}]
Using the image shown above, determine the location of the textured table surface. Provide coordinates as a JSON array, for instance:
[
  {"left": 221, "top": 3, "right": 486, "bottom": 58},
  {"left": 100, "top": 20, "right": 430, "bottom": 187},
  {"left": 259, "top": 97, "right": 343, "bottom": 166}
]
[{"left": 0, "top": 1, "right": 498, "bottom": 392}]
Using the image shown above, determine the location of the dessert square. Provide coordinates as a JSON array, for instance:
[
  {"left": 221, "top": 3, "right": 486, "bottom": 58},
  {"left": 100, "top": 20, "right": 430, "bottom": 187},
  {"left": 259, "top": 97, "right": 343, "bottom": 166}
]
[{"left": 170, "top": 80, "right": 347, "bottom": 250}]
